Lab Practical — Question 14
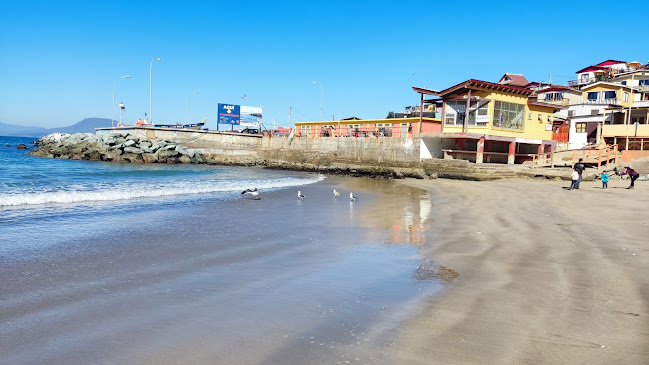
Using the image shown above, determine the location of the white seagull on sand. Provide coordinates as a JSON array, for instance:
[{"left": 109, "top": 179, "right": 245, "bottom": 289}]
[
  {"left": 241, "top": 188, "right": 260, "bottom": 199},
  {"left": 298, "top": 191, "right": 305, "bottom": 200},
  {"left": 333, "top": 189, "right": 341, "bottom": 198},
  {"left": 350, "top": 192, "right": 359, "bottom": 201}
]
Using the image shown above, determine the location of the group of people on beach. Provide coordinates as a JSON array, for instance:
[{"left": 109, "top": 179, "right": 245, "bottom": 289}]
[{"left": 570, "top": 157, "right": 640, "bottom": 190}]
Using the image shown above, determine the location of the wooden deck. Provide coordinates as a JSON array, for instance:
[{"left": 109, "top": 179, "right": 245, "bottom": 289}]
[{"left": 530, "top": 145, "right": 620, "bottom": 168}]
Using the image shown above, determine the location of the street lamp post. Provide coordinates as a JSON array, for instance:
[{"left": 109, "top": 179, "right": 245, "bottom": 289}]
[
  {"left": 185, "top": 90, "right": 200, "bottom": 124},
  {"left": 149, "top": 58, "right": 162, "bottom": 124},
  {"left": 312, "top": 81, "right": 323, "bottom": 121},
  {"left": 112, "top": 76, "right": 131, "bottom": 127}
]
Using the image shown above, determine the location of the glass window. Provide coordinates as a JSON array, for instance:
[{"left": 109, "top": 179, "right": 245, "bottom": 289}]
[
  {"left": 624, "top": 92, "right": 629, "bottom": 102},
  {"left": 604, "top": 91, "right": 616, "bottom": 99},
  {"left": 575, "top": 123, "right": 587, "bottom": 133},
  {"left": 493, "top": 101, "right": 525, "bottom": 131},
  {"left": 639, "top": 79, "right": 649, "bottom": 86},
  {"left": 445, "top": 100, "right": 489, "bottom": 126},
  {"left": 587, "top": 92, "right": 598, "bottom": 100},
  {"left": 621, "top": 81, "right": 627, "bottom": 85}
]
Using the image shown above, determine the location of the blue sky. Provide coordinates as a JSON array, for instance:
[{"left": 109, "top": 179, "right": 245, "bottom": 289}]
[{"left": 1, "top": 1, "right": 647, "bottom": 130}]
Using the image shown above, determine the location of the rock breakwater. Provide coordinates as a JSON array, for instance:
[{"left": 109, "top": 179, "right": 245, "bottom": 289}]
[{"left": 31, "top": 132, "right": 208, "bottom": 164}]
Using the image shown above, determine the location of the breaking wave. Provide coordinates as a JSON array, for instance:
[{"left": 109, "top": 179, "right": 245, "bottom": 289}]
[{"left": 0, "top": 175, "right": 325, "bottom": 207}]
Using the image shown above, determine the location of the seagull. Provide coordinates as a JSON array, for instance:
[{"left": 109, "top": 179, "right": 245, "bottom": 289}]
[
  {"left": 350, "top": 192, "right": 359, "bottom": 201},
  {"left": 333, "top": 189, "right": 341, "bottom": 198},
  {"left": 241, "top": 94, "right": 247, "bottom": 100},
  {"left": 241, "top": 188, "right": 260, "bottom": 199},
  {"left": 298, "top": 191, "right": 305, "bottom": 200}
]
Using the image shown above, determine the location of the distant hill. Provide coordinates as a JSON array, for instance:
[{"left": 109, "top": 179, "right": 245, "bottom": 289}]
[{"left": 0, "top": 118, "right": 113, "bottom": 137}]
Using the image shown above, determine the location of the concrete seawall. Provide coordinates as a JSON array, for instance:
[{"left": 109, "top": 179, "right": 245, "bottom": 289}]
[{"left": 38, "top": 127, "right": 579, "bottom": 181}]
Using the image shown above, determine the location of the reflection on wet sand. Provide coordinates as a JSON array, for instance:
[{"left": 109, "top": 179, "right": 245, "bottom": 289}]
[
  {"left": 338, "top": 178, "right": 459, "bottom": 285},
  {"left": 342, "top": 179, "right": 436, "bottom": 246}
]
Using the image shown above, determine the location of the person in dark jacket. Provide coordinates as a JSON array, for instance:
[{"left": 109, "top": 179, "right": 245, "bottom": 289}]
[
  {"left": 574, "top": 158, "right": 585, "bottom": 189},
  {"left": 620, "top": 167, "right": 640, "bottom": 189}
]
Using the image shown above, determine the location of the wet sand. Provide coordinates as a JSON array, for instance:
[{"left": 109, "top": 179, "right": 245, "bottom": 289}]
[
  {"left": 395, "top": 178, "right": 649, "bottom": 364},
  {"left": 0, "top": 176, "right": 443, "bottom": 364}
]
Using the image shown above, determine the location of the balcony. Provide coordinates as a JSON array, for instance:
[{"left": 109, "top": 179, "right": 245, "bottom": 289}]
[
  {"left": 634, "top": 100, "right": 649, "bottom": 108},
  {"left": 539, "top": 97, "right": 569, "bottom": 106},
  {"left": 602, "top": 123, "right": 649, "bottom": 137},
  {"left": 568, "top": 77, "right": 598, "bottom": 87},
  {"left": 584, "top": 98, "right": 622, "bottom": 106}
]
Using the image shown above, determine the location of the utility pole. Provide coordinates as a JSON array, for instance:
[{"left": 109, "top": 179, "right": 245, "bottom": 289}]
[{"left": 289, "top": 107, "right": 292, "bottom": 128}]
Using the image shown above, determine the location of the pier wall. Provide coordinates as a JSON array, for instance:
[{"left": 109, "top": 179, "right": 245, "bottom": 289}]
[
  {"left": 97, "top": 127, "right": 422, "bottom": 166},
  {"left": 259, "top": 136, "right": 421, "bottom": 166}
]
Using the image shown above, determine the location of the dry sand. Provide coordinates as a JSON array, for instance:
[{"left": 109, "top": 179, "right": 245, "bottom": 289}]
[{"left": 395, "top": 177, "right": 649, "bottom": 364}]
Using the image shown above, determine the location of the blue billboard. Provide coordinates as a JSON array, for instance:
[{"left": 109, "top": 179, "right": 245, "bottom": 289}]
[{"left": 218, "top": 103, "right": 240, "bottom": 125}]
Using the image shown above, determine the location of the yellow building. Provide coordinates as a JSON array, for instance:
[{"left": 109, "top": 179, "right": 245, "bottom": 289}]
[{"left": 414, "top": 79, "right": 561, "bottom": 164}]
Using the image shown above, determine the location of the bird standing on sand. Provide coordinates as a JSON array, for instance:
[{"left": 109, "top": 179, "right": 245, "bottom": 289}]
[
  {"left": 350, "top": 192, "right": 359, "bottom": 201},
  {"left": 241, "top": 188, "right": 260, "bottom": 199},
  {"left": 298, "top": 191, "right": 305, "bottom": 200},
  {"left": 333, "top": 189, "right": 340, "bottom": 198}
]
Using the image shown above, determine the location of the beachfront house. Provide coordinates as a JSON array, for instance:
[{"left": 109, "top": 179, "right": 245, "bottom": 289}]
[
  {"left": 600, "top": 68, "right": 649, "bottom": 160},
  {"left": 413, "top": 79, "right": 561, "bottom": 164}
]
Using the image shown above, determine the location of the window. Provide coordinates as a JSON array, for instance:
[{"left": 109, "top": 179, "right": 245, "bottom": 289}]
[
  {"left": 591, "top": 109, "right": 600, "bottom": 115},
  {"left": 575, "top": 123, "right": 587, "bottom": 133},
  {"left": 528, "top": 113, "right": 532, "bottom": 120},
  {"left": 543, "top": 92, "right": 563, "bottom": 101},
  {"left": 587, "top": 91, "right": 598, "bottom": 101},
  {"left": 568, "top": 110, "right": 575, "bottom": 117},
  {"left": 493, "top": 101, "right": 525, "bottom": 131},
  {"left": 445, "top": 100, "right": 489, "bottom": 126},
  {"left": 639, "top": 79, "right": 649, "bottom": 86},
  {"left": 603, "top": 91, "right": 616, "bottom": 100},
  {"left": 624, "top": 92, "right": 629, "bottom": 102},
  {"left": 621, "top": 81, "right": 627, "bottom": 85}
]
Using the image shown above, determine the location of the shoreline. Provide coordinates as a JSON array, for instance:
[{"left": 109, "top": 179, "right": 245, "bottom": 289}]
[{"left": 394, "top": 177, "right": 648, "bottom": 364}]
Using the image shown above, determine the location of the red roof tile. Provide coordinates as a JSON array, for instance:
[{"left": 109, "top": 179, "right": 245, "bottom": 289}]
[{"left": 498, "top": 73, "right": 529, "bottom": 87}]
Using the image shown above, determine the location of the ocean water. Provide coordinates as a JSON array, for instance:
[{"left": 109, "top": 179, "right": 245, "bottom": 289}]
[
  {"left": 0, "top": 135, "right": 323, "bottom": 255},
  {"left": 0, "top": 135, "right": 445, "bottom": 364}
]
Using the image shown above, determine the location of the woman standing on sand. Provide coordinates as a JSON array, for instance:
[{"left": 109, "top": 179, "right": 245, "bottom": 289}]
[{"left": 620, "top": 167, "right": 640, "bottom": 189}]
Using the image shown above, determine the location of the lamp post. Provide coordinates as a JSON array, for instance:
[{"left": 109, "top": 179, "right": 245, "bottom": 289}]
[
  {"left": 185, "top": 90, "right": 200, "bottom": 124},
  {"left": 112, "top": 76, "right": 131, "bottom": 127},
  {"left": 149, "top": 58, "right": 162, "bottom": 124},
  {"left": 312, "top": 81, "right": 323, "bottom": 121}
]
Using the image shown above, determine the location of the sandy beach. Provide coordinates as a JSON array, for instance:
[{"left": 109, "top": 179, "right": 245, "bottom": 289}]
[
  {"left": 395, "top": 177, "right": 648, "bottom": 364},
  {"left": 2, "top": 171, "right": 647, "bottom": 364}
]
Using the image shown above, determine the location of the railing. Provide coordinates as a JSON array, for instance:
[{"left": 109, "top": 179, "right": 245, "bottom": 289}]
[
  {"left": 540, "top": 98, "right": 570, "bottom": 106},
  {"left": 295, "top": 125, "right": 395, "bottom": 138},
  {"left": 584, "top": 98, "right": 622, "bottom": 106},
  {"left": 552, "top": 132, "right": 569, "bottom": 143},
  {"left": 531, "top": 152, "right": 554, "bottom": 168},
  {"left": 568, "top": 77, "right": 598, "bottom": 87},
  {"left": 571, "top": 144, "right": 619, "bottom": 168},
  {"left": 634, "top": 100, "right": 649, "bottom": 107}
]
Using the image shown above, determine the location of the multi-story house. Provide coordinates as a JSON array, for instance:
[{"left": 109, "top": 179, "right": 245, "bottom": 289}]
[
  {"left": 601, "top": 68, "right": 649, "bottom": 159},
  {"left": 569, "top": 60, "right": 643, "bottom": 88},
  {"left": 413, "top": 79, "right": 561, "bottom": 164}
]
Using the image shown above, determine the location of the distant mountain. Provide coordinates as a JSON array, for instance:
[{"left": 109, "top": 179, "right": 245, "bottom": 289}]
[
  {"left": 0, "top": 122, "right": 48, "bottom": 137},
  {"left": 0, "top": 118, "right": 113, "bottom": 137}
]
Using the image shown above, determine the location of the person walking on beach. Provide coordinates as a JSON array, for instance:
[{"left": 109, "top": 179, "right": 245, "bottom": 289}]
[
  {"left": 600, "top": 170, "right": 609, "bottom": 189},
  {"left": 620, "top": 167, "right": 640, "bottom": 189},
  {"left": 574, "top": 158, "right": 585, "bottom": 189},
  {"left": 570, "top": 168, "right": 580, "bottom": 190}
]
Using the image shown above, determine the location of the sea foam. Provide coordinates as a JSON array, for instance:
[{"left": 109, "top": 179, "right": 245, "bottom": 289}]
[{"left": 0, "top": 175, "right": 325, "bottom": 207}]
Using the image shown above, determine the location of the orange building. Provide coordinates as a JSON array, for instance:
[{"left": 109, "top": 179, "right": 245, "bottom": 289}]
[{"left": 295, "top": 117, "right": 441, "bottom": 138}]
